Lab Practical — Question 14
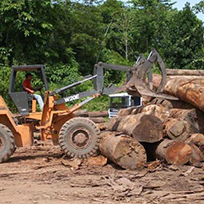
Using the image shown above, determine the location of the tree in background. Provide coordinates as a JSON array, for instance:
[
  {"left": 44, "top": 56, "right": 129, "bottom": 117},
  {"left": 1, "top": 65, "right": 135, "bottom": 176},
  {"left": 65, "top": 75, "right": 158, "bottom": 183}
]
[
  {"left": 163, "top": 3, "right": 204, "bottom": 69},
  {"left": 130, "top": 0, "right": 175, "bottom": 56}
]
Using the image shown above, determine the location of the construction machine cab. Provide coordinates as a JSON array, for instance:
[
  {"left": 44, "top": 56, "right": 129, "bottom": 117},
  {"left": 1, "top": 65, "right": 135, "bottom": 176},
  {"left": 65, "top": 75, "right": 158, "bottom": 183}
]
[{"left": 9, "top": 65, "right": 49, "bottom": 116}]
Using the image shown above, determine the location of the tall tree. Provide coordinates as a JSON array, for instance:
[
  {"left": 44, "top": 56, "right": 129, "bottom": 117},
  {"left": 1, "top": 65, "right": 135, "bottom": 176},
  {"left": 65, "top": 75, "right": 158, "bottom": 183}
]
[
  {"left": 163, "top": 3, "right": 204, "bottom": 69},
  {"left": 130, "top": 0, "right": 175, "bottom": 56}
]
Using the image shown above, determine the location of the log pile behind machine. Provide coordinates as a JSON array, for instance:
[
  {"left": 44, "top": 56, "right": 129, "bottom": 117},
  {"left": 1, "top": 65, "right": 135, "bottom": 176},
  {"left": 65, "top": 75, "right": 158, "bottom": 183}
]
[{"left": 92, "top": 69, "right": 204, "bottom": 170}]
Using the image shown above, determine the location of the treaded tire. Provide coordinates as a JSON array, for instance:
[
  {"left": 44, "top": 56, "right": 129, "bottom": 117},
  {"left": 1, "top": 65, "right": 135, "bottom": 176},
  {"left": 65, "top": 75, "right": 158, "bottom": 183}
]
[
  {"left": 59, "top": 117, "right": 101, "bottom": 158},
  {"left": 0, "top": 123, "right": 15, "bottom": 163}
]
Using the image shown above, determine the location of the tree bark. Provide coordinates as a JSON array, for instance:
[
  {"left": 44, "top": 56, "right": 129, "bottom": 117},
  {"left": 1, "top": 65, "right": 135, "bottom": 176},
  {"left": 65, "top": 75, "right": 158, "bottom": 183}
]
[
  {"left": 169, "top": 108, "right": 199, "bottom": 130},
  {"left": 189, "top": 144, "right": 204, "bottom": 165},
  {"left": 117, "top": 108, "right": 135, "bottom": 117},
  {"left": 154, "top": 139, "right": 194, "bottom": 165},
  {"left": 88, "top": 111, "right": 108, "bottom": 118},
  {"left": 164, "top": 78, "right": 204, "bottom": 112},
  {"left": 155, "top": 139, "right": 174, "bottom": 162},
  {"left": 151, "top": 99, "right": 204, "bottom": 134},
  {"left": 164, "top": 118, "right": 198, "bottom": 142},
  {"left": 118, "top": 104, "right": 169, "bottom": 121},
  {"left": 166, "top": 69, "right": 204, "bottom": 76},
  {"left": 99, "top": 131, "right": 147, "bottom": 169},
  {"left": 165, "top": 141, "right": 192, "bottom": 165},
  {"left": 140, "top": 104, "right": 169, "bottom": 121},
  {"left": 74, "top": 109, "right": 88, "bottom": 117},
  {"left": 151, "top": 98, "right": 194, "bottom": 110},
  {"left": 89, "top": 117, "right": 105, "bottom": 123},
  {"left": 107, "top": 113, "right": 163, "bottom": 143},
  {"left": 186, "top": 133, "right": 204, "bottom": 154}
]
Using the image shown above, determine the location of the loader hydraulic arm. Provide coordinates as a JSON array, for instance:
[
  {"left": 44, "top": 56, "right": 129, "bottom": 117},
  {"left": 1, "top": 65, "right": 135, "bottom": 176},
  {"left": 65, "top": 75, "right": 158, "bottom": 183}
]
[{"left": 52, "top": 49, "right": 176, "bottom": 107}]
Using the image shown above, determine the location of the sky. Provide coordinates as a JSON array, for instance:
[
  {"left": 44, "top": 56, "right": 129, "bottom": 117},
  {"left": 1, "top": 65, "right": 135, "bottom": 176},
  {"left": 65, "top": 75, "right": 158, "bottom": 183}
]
[{"left": 173, "top": 0, "right": 204, "bottom": 21}]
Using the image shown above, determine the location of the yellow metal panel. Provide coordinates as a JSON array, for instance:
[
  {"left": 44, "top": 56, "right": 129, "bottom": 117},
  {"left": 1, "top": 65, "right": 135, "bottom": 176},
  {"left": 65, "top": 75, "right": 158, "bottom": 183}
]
[
  {"left": 32, "top": 99, "right": 37, "bottom": 113},
  {"left": 16, "top": 124, "right": 33, "bottom": 147}
]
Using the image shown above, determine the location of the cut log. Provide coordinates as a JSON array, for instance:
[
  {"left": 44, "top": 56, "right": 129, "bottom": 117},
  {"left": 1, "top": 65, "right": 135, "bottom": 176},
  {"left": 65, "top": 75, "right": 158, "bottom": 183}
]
[
  {"left": 166, "top": 141, "right": 192, "bottom": 165},
  {"left": 106, "top": 117, "right": 118, "bottom": 130},
  {"left": 88, "top": 111, "right": 108, "bottom": 118},
  {"left": 140, "top": 104, "right": 169, "bottom": 121},
  {"left": 164, "top": 118, "right": 198, "bottom": 141},
  {"left": 151, "top": 99, "right": 204, "bottom": 134},
  {"left": 151, "top": 98, "right": 194, "bottom": 110},
  {"left": 117, "top": 108, "right": 134, "bottom": 117},
  {"left": 99, "top": 131, "right": 147, "bottom": 169},
  {"left": 107, "top": 113, "right": 163, "bottom": 143},
  {"left": 118, "top": 104, "right": 169, "bottom": 121},
  {"left": 168, "top": 76, "right": 204, "bottom": 80},
  {"left": 154, "top": 140, "right": 193, "bottom": 165},
  {"left": 169, "top": 109, "right": 199, "bottom": 130},
  {"left": 189, "top": 144, "right": 204, "bottom": 165},
  {"left": 74, "top": 109, "right": 88, "bottom": 117},
  {"left": 166, "top": 69, "right": 204, "bottom": 76},
  {"left": 89, "top": 117, "right": 105, "bottom": 123},
  {"left": 186, "top": 133, "right": 204, "bottom": 154},
  {"left": 164, "top": 78, "right": 204, "bottom": 112},
  {"left": 155, "top": 139, "right": 174, "bottom": 162}
]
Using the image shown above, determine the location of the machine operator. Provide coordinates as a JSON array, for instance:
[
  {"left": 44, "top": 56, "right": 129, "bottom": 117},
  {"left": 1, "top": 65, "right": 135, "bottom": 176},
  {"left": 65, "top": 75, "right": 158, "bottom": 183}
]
[{"left": 23, "top": 73, "right": 44, "bottom": 110}]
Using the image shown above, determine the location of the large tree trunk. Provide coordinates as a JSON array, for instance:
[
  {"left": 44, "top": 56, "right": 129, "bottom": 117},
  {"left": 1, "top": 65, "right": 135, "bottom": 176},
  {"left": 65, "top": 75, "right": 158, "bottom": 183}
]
[
  {"left": 155, "top": 139, "right": 174, "bottom": 162},
  {"left": 99, "top": 131, "right": 147, "bottom": 169},
  {"left": 164, "top": 118, "right": 198, "bottom": 141},
  {"left": 169, "top": 108, "right": 199, "bottom": 130},
  {"left": 164, "top": 78, "right": 204, "bottom": 112},
  {"left": 88, "top": 111, "right": 108, "bottom": 118},
  {"left": 151, "top": 98, "right": 195, "bottom": 110},
  {"left": 166, "top": 141, "right": 192, "bottom": 165},
  {"left": 155, "top": 140, "right": 192, "bottom": 165},
  {"left": 189, "top": 144, "right": 204, "bottom": 165},
  {"left": 74, "top": 109, "right": 88, "bottom": 117},
  {"left": 151, "top": 99, "right": 204, "bottom": 134},
  {"left": 186, "top": 133, "right": 204, "bottom": 155},
  {"left": 89, "top": 117, "right": 105, "bottom": 123},
  {"left": 166, "top": 69, "right": 204, "bottom": 76},
  {"left": 118, "top": 104, "right": 169, "bottom": 121},
  {"left": 139, "top": 104, "right": 169, "bottom": 121},
  {"left": 107, "top": 113, "right": 163, "bottom": 143}
]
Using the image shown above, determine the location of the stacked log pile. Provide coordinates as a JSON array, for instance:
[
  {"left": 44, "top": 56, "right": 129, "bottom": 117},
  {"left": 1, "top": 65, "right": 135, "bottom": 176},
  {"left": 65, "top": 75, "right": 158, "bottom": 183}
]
[{"left": 97, "top": 69, "right": 204, "bottom": 169}]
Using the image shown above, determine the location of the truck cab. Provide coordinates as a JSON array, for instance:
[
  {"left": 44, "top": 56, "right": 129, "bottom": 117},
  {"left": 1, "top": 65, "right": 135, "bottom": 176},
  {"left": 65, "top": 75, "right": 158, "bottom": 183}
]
[{"left": 108, "top": 93, "right": 142, "bottom": 118}]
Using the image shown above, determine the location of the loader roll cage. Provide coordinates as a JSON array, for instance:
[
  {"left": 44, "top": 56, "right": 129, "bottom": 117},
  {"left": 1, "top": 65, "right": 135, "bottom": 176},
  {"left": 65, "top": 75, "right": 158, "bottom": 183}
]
[{"left": 9, "top": 65, "right": 49, "bottom": 116}]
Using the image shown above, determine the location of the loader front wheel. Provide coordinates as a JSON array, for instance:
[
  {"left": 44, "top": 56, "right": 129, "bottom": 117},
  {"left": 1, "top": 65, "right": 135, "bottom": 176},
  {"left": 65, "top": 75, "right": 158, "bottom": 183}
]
[
  {"left": 0, "top": 124, "right": 15, "bottom": 163},
  {"left": 59, "top": 117, "right": 101, "bottom": 158}
]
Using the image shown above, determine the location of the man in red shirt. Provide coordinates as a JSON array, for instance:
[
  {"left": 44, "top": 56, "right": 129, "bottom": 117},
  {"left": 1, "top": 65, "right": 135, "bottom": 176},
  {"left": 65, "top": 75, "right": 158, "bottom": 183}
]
[{"left": 23, "top": 73, "right": 44, "bottom": 110}]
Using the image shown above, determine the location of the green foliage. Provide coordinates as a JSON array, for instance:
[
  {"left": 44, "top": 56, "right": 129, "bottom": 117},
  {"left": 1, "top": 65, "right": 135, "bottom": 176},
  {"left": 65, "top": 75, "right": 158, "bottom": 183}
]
[
  {"left": 162, "top": 3, "right": 204, "bottom": 69},
  {"left": 0, "top": 66, "right": 16, "bottom": 110},
  {"left": 0, "top": 0, "right": 204, "bottom": 112},
  {"left": 83, "top": 95, "right": 109, "bottom": 111}
]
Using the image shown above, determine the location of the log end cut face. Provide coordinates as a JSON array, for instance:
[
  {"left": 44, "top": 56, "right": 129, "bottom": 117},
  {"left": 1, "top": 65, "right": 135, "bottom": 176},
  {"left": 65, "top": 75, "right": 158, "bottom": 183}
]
[
  {"left": 166, "top": 141, "right": 192, "bottom": 165},
  {"left": 133, "top": 114, "right": 163, "bottom": 143},
  {"left": 116, "top": 138, "right": 147, "bottom": 170}
]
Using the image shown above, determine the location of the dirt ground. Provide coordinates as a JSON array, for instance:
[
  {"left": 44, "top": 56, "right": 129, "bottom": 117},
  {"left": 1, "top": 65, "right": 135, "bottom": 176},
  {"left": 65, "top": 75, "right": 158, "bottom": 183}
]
[{"left": 1, "top": 144, "right": 204, "bottom": 204}]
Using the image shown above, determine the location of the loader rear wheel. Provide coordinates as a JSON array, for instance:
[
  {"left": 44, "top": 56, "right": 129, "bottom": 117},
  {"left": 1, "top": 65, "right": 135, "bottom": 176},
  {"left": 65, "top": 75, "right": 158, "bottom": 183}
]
[
  {"left": 59, "top": 117, "right": 101, "bottom": 158},
  {"left": 0, "top": 124, "right": 15, "bottom": 163}
]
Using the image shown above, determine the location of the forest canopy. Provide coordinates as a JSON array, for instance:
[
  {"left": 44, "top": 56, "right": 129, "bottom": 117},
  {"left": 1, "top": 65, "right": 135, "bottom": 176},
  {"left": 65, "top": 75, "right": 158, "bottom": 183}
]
[{"left": 0, "top": 0, "right": 204, "bottom": 110}]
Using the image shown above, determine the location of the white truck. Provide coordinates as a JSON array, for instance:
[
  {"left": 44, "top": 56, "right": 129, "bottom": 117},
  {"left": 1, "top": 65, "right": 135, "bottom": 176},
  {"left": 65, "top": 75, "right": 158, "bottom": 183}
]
[{"left": 108, "top": 93, "right": 142, "bottom": 118}]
